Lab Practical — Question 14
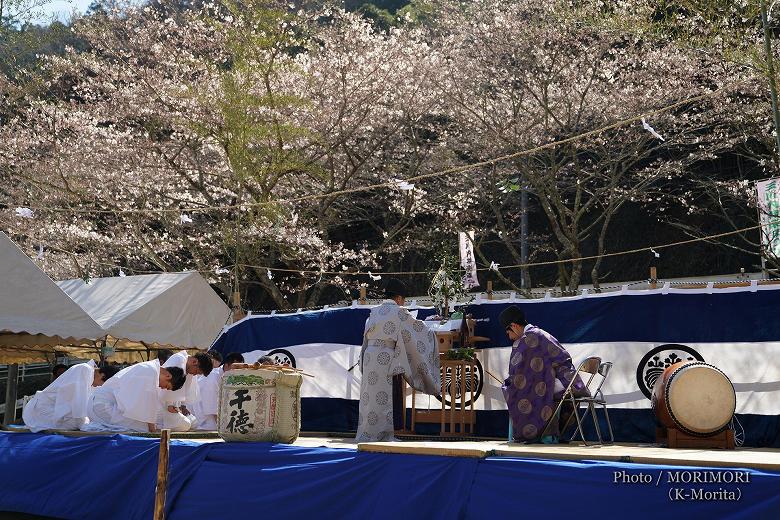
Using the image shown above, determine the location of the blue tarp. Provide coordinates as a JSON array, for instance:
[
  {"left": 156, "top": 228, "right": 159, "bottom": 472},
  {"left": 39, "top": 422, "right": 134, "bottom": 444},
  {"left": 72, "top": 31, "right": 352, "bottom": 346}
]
[
  {"left": 209, "top": 291, "right": 780, "bottom": 446},
  {"left": 212, "top": 306, "right": 437, "bottom": 354},
  {"left": 213, "top": 290, "right": 780, "bottom": 353},
  {"left": 464, "top": 289, "right": 780, "bottom": 346},
  {"left": 1, "top": 433, "right": 779, "bottom": 520},
  {"left": 466, "top": 457, "right": 780, "bottom": 519}
]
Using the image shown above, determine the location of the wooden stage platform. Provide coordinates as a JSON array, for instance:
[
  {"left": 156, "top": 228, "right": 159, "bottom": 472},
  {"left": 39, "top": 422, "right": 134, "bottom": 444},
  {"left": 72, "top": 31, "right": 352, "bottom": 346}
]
[
  {"left": 7, "top": 427, "right": 780, "bottom": 472},
  {"left": 360, "top": 440, "right": 780, "bottom": 471}
]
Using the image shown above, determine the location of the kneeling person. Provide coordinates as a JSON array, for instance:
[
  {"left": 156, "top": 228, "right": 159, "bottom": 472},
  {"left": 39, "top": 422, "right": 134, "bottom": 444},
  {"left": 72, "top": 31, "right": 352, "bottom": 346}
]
[
  {"left": 22, "top": 361, "right": 120, "bottom": 432},
  {"left": 158, "top": 351, "right": 213, "bottom": 431},
  {"left": 84, "top": 360, "right": 185, "bottom": 433}
]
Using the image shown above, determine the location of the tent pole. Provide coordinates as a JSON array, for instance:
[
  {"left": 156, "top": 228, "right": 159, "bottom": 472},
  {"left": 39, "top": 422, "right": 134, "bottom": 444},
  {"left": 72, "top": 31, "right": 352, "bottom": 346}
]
[{"left": 2, "top": 363, "right": 19, "bottom": 426}]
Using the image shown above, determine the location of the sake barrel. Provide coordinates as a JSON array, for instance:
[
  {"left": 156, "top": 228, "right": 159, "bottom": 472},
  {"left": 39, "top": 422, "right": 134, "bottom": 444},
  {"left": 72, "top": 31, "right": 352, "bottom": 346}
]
[{"left": 218, "top": 365, "right": 303, "bottom": 443}]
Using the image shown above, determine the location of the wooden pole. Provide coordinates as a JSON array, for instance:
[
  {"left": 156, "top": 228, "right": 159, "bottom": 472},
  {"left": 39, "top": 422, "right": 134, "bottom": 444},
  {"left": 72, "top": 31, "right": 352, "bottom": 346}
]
[
  {"left": 486, "top": 280, "right": 493, "bottom": 300},
  {"left": 440, "top": 362, "right": 446, "bottom": 435},
  {"left": 231, "top": 291, "right": 244, "bottom": 322},
  {"left": 411, "top": 386, "right": 416, "bottom": 433},
  {"left": 449, "top": 363, "right": 456, "bottom": 435},
  {"left": 401, "top": 379, "right": 406, "bottom": 432},
  {"left": 358, "top": 286, "right": 367, "bottom": 304},
  {"left": 757, "top": 196, "right": 769, "bottom": 279},
  {"left": 153, "top": 429, "right": 171, "bottom": 520},
  {"left": 2, "top": 363, "right": 19, "bottom": 426},
  {"left": 650, "top": 266, "right": 658, "bottom": 290},
  {"left": 469, "top": 360, "right": 475, "bottom": 434},
  {"left": 520, "top": 181, "right": 529, "bottom": 289},
  {"left": 459, "top": 363, "right": 465, "bottom": 435}
]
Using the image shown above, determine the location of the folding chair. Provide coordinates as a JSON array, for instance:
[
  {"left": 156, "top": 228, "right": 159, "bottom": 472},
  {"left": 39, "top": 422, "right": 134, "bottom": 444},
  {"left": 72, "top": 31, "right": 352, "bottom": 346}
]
[
  {"left": 571, "top": 361, "right": 615, "bottom": 444},
  {"left": 541, "top": 356, "right": 602, "bottom": 446}
]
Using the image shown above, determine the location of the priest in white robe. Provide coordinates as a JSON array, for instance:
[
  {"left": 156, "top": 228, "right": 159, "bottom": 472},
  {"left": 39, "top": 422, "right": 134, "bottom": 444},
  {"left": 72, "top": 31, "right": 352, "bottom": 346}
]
[
  {"left": 356, "top": 279, "right": 441, "bottom": 442},
  {"left": 83, "top": 360, "right": 186, "bottom": 432},
  {"left": 190, "top": 351, "right": 223, "bottom": 430},
  {"left": 158, "top": 350, "right": 213, "bottom": 431},
  {"left": 22, "top": 361, "right": 120, "bottom": 432}
]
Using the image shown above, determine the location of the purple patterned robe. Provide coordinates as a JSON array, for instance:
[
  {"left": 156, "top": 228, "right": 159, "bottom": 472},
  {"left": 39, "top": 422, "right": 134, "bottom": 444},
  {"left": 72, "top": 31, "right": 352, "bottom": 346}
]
[{"left": 502, "top": 325, "right": 588, "bottom": 441}]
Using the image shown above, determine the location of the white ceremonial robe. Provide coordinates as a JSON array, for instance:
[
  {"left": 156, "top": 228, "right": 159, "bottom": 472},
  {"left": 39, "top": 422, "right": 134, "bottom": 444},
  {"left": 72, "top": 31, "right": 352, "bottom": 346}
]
[
  {"left": 190, "top": 366, "right": 222, "bottom": 431},
  {"left": 83, "top": 360, "right": 161, "bottom": 432},
  {"left": 356, "top": 300, "right": 441, "bottom": 442},
  {"left": 162, "top": 351, "right": 200, "bottom": 405},
  {"left": 22, "top": 361, "right": 96, "bottom": 432},
  {"left": 157, "top": 351, "right": 198, "bottom": 431}
]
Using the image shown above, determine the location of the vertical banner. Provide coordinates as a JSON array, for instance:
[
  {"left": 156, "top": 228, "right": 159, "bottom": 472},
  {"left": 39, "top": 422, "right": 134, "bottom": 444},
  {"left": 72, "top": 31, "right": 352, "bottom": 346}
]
[
  {"left": 459, "top": 231, "right": 480, "bottom": 289},
  {"left": 756, "top": 178, "right": 780, "bottom": 257}
]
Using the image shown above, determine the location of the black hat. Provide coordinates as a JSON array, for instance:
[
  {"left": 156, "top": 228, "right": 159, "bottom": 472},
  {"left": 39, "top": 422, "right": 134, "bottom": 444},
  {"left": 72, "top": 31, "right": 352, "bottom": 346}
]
[
  {"left": 499, "top": 305, "right": 526, "bottom": 329},
  {"left": 383, "top": 278, "right": 408, "bottom": 298}
]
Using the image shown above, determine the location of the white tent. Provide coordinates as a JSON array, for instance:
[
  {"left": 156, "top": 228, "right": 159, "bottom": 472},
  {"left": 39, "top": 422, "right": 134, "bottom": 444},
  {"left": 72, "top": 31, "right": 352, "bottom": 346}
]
[
  {"left": 0, "top": 232, "right": 106, "bottom": 362},
  {"left": 57, "top": 272, "right": 230, "bottom": 351}
]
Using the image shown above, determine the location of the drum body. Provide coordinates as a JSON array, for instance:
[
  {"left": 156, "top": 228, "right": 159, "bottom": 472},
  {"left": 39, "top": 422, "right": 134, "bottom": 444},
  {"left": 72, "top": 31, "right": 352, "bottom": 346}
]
[{"left": 652, "top": 361, "right": 736, "bottom": 437}]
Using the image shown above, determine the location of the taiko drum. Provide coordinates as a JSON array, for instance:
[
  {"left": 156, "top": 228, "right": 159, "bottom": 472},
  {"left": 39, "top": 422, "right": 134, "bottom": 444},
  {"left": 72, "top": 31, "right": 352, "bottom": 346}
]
[{"left": 652, "top": 361, "right": 736, "bottom": 437}]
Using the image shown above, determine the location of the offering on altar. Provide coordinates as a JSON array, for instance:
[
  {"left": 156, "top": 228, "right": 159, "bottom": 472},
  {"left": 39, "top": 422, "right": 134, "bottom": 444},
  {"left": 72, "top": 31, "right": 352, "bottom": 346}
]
[{"left": 423, "top": 318, "right": 464, "bottom": 332}]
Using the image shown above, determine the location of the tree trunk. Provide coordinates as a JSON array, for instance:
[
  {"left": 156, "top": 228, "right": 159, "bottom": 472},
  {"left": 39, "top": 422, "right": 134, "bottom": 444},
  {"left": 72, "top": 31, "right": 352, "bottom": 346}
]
[
  {"left": 591, "top": 211, "right": 614, "bottom": 291},
  {"left": 557, "top": 261, "right": 569, "bottom": 293},
  {"left": 296, "top": 276, "right": 307, "bottom": 308},
  {"left": 305, "top": 280, "right": 329, "bottom": 307},
  {"left": 131, "top": 223, "right": 173, "bottom": 271},
  {"left": 251, "top": 267, "right": 293, "bottom": 309},
  {"left": 469, "top": 229, "right": 528, "bottom": 296},
  {"left": 567, "top": 256, "right": 582, "bottom": 294}
]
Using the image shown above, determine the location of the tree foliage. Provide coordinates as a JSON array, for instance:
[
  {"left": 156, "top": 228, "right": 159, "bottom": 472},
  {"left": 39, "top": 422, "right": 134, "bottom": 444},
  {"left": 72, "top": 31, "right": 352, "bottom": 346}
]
[{"left": 1, "top": 0, "right": 777, "bottom": 308}]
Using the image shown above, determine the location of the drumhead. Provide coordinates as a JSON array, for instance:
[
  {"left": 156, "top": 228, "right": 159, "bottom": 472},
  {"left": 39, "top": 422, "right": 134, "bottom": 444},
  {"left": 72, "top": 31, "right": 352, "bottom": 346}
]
[{"left": 667, "top": 364, "right": 736, "bottom": 434}]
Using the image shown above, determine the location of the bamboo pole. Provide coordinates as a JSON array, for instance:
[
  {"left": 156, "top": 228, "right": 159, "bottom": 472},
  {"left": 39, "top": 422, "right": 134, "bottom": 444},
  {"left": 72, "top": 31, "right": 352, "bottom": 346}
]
[{"left": 153, "top": 429, "right": 171, "bottom": 520}]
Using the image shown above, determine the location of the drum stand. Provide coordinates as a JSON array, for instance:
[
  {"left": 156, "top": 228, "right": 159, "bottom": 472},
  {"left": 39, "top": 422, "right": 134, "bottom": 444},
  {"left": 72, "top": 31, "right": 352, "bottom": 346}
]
[{"left": 656, "top": 427, "right": 735, "bottom": 450}]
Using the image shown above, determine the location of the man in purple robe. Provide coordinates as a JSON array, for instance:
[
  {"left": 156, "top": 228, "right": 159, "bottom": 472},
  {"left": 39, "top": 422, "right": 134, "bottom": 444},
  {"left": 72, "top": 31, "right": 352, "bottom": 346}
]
[{"left": 500, "top": 305, "right": 588, "bottom": 442}]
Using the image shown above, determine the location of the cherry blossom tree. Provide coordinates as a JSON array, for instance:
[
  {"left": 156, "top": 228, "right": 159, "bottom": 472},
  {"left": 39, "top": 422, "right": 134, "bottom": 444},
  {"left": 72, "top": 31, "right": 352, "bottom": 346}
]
[
  {"left": 2, "top": 0, "right": 777, "bottom": 309},
  {"left": 420, "top": 0, "right": 767, "bottom": 291},
  {"left": 0, "top": 2, "right": 443, "bottom": 308}
]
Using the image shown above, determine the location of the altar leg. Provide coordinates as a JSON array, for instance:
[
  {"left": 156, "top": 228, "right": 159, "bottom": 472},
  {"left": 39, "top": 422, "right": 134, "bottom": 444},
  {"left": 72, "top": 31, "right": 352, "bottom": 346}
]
[{"left": 392, "top": 375, "right": 404, "bottom": 431}]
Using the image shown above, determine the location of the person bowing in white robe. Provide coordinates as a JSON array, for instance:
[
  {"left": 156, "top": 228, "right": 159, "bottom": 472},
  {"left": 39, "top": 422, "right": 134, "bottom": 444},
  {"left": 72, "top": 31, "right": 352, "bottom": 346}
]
[
  {"left": 22, "top": 361, "right": 121, "bottom": 432},
  {"left": 83, "top": 360, "right": 186, "bottom": 433},
  {"left": 190, "top": 351, "right": 224, "bottom": 430},
  {"left": 356, "top": 279, "right": 441, "bottom": 442},
  {"left": 158, "top": 350, "right": 214, "bottom": 431}
]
